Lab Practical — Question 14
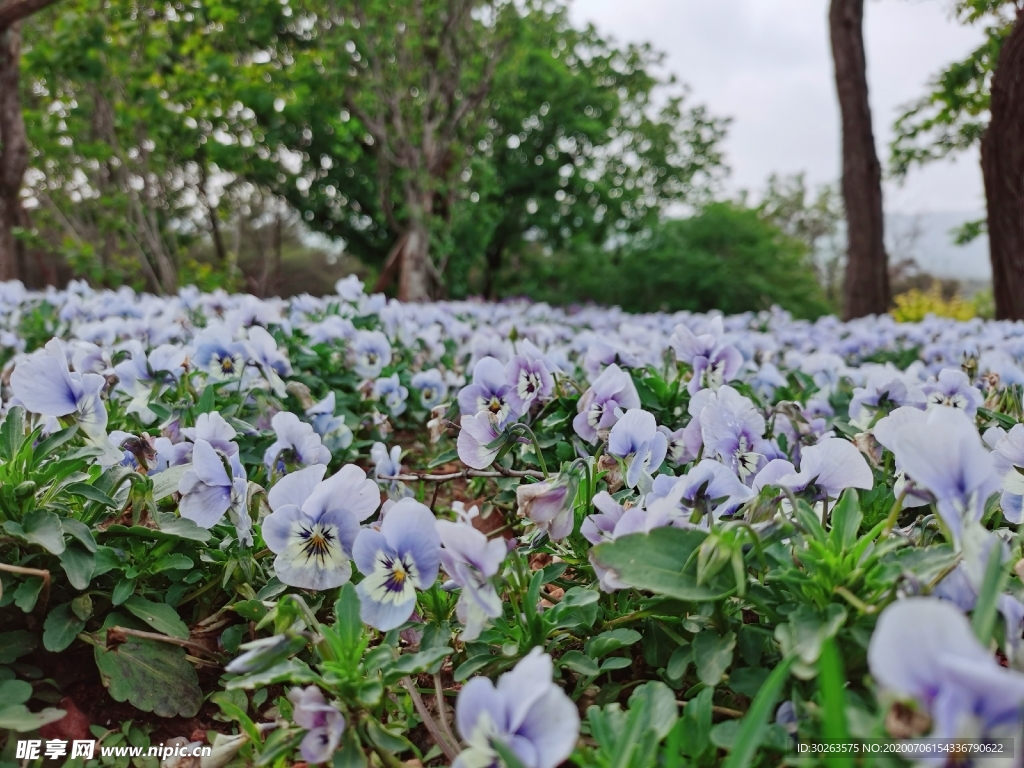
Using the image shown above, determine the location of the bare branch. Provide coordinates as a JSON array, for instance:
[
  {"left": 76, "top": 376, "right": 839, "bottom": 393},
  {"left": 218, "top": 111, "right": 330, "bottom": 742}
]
[{"left": 0, "top": 0, "right": 58, "bottom": 29}]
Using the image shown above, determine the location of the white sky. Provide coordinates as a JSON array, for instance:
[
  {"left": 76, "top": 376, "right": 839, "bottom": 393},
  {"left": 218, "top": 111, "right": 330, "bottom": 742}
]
[{"left": 569, "top": 0, "right": 988, "bottom": 215}]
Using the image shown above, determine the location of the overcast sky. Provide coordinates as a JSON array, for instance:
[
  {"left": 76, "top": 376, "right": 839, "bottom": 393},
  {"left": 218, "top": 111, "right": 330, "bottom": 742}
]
[{"left": 569, "top": 0, "right": 987, "bottom": 215}]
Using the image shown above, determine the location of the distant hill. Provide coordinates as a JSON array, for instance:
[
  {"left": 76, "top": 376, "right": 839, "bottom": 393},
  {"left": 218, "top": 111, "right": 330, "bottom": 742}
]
[{"left": 886, "top": 211, "right": 990, "bottom": 281}]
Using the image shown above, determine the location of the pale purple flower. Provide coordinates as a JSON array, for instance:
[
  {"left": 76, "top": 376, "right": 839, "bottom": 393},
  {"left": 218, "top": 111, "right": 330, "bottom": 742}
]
[
  {"left": 868, "top": 597, "right": 1024, "bottom": 739},
  {"left": 992, "top": 425, "right": 1024, "bottom": 523},
  {"left": 848, "top": 369, "right": 925, "bottom": 427},
  {"left": 247, "top": 326, "right": 292, "bottom": 396},
  {"left": 775, "top": 438, "right": 873, "bottom": 500},
  {"left": 922, "top": 368, "right": 983, "bottom": 417},
  {"left": 458, "top": 356, "right": 516, "bottom": 425},
  {"left": 353, "top": 498, "right": 441, "bottom": 631},
  {"left": 699, "top": 387, "right": 774, "bottom": 481},
  {"left": 608, "top": 409, "right": 668, "bottom": 491},
  {"left": 874, "top": 406, "right": 1000, "bottom": 542},
  {"left": 650, "top": 460, "right": 755, "bottom": 526},
  {"left": 181, "top": 411, "right": 238, "bottom": 457},
  {"left": 572, "top": 363, "right": 640, "bottom": 444},
  {"left": 262, "top": 464, "right": 380, "bottom": 590},
  {"left": 373, "top": 373, "right": 409, "bottom": 417},
  {"left": 352, "top": 330, "right": 392, "bottom": 379},
  {"left": 306, "top": 392, "right": 353, "bottom": 453},
  {"left": 11, "top": 338, "right": 110, "bottom": 443},
  {"left": 658, "top": 425, "right": 693, "bottom": 466},
  {"left": 750, "top": 362, "right": 788, "bottom": 401},
  {"left": 114, "top": 341, "right": 186, "bottom": 423},
  {"left": 437, "top": 513, "right": 507, "bottom": 640},
  {"left": 453, "top": 648, "right": 579, "bottom": 768},
  {"left": 410, "top": 368, "right": 448, "bottom": 409},
  {"left": 288, "top": 686, "right": 345, "bottom": 764},
  {"left": 583, "top": 492, "right": 649, "bottom": 591},
  {"left": 505, "top": 354, "right": 554, "bottom": 414},
  {"left": 457, "top": 411, "right": 505, "bottom": 470},
  {"left": 516, "top": 474, "right": 578, "bottom": 541},
  {"left": 689, "top": 347, "right": 743, "bottom": 395},
  {"left": 192, "top": 327, "right": 247, "bottom": 380},
  {"left": 177, "top": 439, "right": 250, "bottom": 542},
  {"left": 264, "top": 411, "right": 331, "bottom": 470}
]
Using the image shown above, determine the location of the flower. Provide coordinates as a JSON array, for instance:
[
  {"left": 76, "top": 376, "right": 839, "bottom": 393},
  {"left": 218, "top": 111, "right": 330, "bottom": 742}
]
[
  {"left": 699, "top": 386, "right": 773, "bottom": 481},
  {"left": 246, "top": 326, "right": 293, "bottom": 397},
  {"left": 990, "top": 424, "right": 1024, "bottom": 523},
  {"left": 774, "top": 438, "right": 873, "bottom": 499},
  {"left": 453, "top": 648, "right": 579, "bottom": 768},
  {"left": 647, "top": 460, "right": 755, "bottom": 527},
  {"left": 572, "top": 363, "right": 640, "bottom": 444},
  {"left": 457, "top": 411, "right": 506, "bottom": 470},
  {"left": 371, "top": 442, "right": 408, "bottom": 498},
  {"left": 671, "top": 318, "right": 742, "bottom": 394},
  {"left": 352, "top": 330, "right": 392, "bottom": 379},
  {"left": 848, "top": 369, "right": 924, "bottom": 428},
  {"left": 922, "top": 367, "right": 983, "bottom": 416},
  {"left": 868, "top": 597, "right": 1024, "bottom": 739},
  {"left": 874, "top": 406, "right": 1000, "bottom": 543},
  {"left": 373, "top": 373, "right": 409, "bottom": 417},
  {"left": 607, "top": 409, "right": 667, "bottom": 492},
  {"left": 458, "top": 356, "right": 516, "bottom": 425},
  {"left": 305, "top": 392, "right": 354, "bottom": 453},
  {"left": 516, "top": 474, "right": 578, "bottom": 541},
  {"left": 505, "top": 353, "right": 554, "bottom": 415},
  {"left": 437, "top": 512, "right": 508, "bottom": 640},
  {"left": 264, "top": 411, "right": 331, "bottom": 471},
  {"left": 180, "top": 411, "right": 239, "bottom": 457},
  {"left": 113, "top": 341, "right": 186, "bottom": 424},
  {"left": 288, "top": 686, "right": 346, "bottom": 765},
  {"left": 353, "top": 498, "right": 442, "bottom": 631},
  {"left": 177, "top": 439, "right": 250, "bottom": 539},
  {"left": 192, "top": 327, "right": 247, "bottom": 380},
  {"left": 11, "top": 338, "right": 110, "bottom": 444},
  {"left": 262, "top": 464, "right": 380, "bottom": 590},
  {"left": 410, "top": 368, "right": 449, "bottom": 409},
  {"left": 582, "top": 492, "right": 649, "bottom": 591}
]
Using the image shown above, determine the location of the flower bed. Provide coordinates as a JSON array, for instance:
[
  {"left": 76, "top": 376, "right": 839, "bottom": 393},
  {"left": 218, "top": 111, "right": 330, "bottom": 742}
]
[{"left": 1, "top": 277, "right": 1023, "bottom": 767}]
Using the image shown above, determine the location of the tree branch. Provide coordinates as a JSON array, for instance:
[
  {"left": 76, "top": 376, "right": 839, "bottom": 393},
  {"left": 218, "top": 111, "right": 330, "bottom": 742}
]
[{"left": 0, "top": 0, "right": 58, "bottom": 29}]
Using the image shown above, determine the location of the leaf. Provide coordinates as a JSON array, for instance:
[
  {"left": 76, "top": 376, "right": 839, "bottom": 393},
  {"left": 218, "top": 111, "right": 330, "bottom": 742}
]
[
  {"left": 774, "top": 604, "right": 847, "bottom": 674},
  {"left": 59, "top": 542, "right": 96, "bottom": 590},
  {"left": 972, "top": 535, "right": 1009, "bottom": 645},
  {"left": 94, "top": 630, "right": 202, "bottom": 718},
  {"left": 829, "top": 489, "right": 862, "bottom": 551},
  {"left": 333, "top": 583, "right": 363, "bottom": 652},
  {"left": 382, "top": 646, "right": 452, "bottom": 684},
  {"left": 728, "top": 666, "right": 770, "bottom": 698},
  {"left": 586, "top": 628, "right": 642, "bottom": 659},
  {"left": 0, "top": 705, "right": 67, "bottom": 732},
  {"left": 152, "top": 464, "right": 190, "bottom": 501},
  {"left": 818, "top": 638, "right": 853, "bottom": 768},
  {"left": 559, "top": 650, "right": 600, "bottom": 677},
  {"left": 364, "top": 717, "right": 413, "bottom": 754},
  {"left": 60, "top": 518, "right": 97, "bottom": 552},
  {"left": 43, "top": 603, "right": 87, "bottom": 652},
  {"left": 4, "top": 509, "right": 66, "bottom": 554},
  {"left": 13, "top": 577, "right": 44, "bottom": 612},
  {"left": 0, "top": 405, "right": 27, "bottom": 461},
  {"left": 679, "top": 685, "right": 713, "bottom": 758},
  {"left": 196, "top": 383, "right": 217, "bottom": 414},
  {"left": 0, "top": 679, "right": 32, "bottom": 706},
  {"left": 628, "top": 681, "right": 678, "bottom": 740},
  {"left": 65, "top": 482, "right": 118, "bottom": 508},
  {"left": 592, "top": 528, "right": 735, "bottom": 601},
  {"left": 123, "top": 595, "right": 190, "bottom": 639},
  {"left": 225, "top": 659, "right": 318, "bottom": 690},
  {"left": 693, "top": 630, "right": 736, "bottom": 686},
  {"left": 33, "top": 425, "right": 79, "bottom": 459},
  {"left": 721, "top": 655, "right": 795, "bottom": 768},
  {"left": 0, "top": 630, "right": 38, "bottom": 663},
  {"left": 112, "top": 578, "right": 136, "bottom": 606},
  {"left": 151, "top": 553, "right": 194, "bottom": 573}
]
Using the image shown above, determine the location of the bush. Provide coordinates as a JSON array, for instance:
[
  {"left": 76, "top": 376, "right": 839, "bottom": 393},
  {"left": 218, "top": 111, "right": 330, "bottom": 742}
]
[
  {"left": 890, "top": 283, "right": 983, "bottom": 322},
  {"left": 502, "top": 203, "right": 833, "bottom": 318}
]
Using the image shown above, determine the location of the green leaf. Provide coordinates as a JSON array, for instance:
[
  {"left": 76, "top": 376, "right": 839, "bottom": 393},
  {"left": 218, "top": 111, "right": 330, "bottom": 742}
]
[
  {"left": 0, "top": 630, "right": 38, "bottom": 663},
  {"left": 151, "top": 553, "right": 194, "bottom": 573},
  {"left": 0, "top": 405, "right": 27, "bottom": 461},
  {"left": 60, "top": 518, "right": 97, "bottom": 552},
  {"left": 152, "top": 464, "right": 190, "bottom": 501},
  {"left": 226, "top": 659, "right": 318, "bottom": 690},
  {"left": 4, "top": 509, "right": 66, "bottom": 554},
  {"left": 65, "top": 482, "right": 118, "bottom": 507},
  {"left": 774, "top": 604, "right": 846, "bottom": 673},
  {"left": 364, "top": 717, "right": 413, "bottom": 754},
  {"left": 559, "top": 650, "right": 600, "bottom": 677},
  {"left": 94, "top": 628, "right": 203, "bottom": 718},
  {"left": 829, "top": 489, "right": 862, "bottom": 551},
  {"left": 586, "top": 628, "right": 642, "bottom": 659},
  {"left": 592, "top": 528, "right": 735, "bottom": 601},
  {"left": 211, "top": 691, "right": 262, "bottom": 743},
  {"left": 628, "top": 681, "right": 678, "bottom": 740},
  {"left": 333, "top": 583, "right": 363, "bottom": 652},
  {"left": 818, "top": 638, "right": 853, "bottom": 768},
  {"left": 331, "top": 729, "right": 368, "bottom": 768},
  {"left": 382, "top": 646, "right": 452, "bottom": 684},
  {"left": 43, "top": 603, "right": 87, "bottom": 652},
  {"left": 679, "top": 685, "right": 713, "bottom": 758},
  {"left": 13, "top": 577, "right": 44, "bottom": 612},
  {"left": 0, "top": 679, "right": 32, "bottom": 706},
  {"left": 454, "top": 653, "right": 496, "bottom": 681},
  {"left": 728, "top": 667, "right": 770, "bottom": 698},
  {"left": 0, "top": 704, "right": 67, "bottom": 732},
  {"left": 972, "top": 532, "right": 1009, "bottom": 645},
  {"left": 196, "top": 383, "right": 217, "bottom": 414},
  {"left": 123, "top": 595, "right": 190, "bottom": 639},
  {"left": 721, "top": 655, "right": 795, "bottom": 768},
  {"left": 112, "top": 578, "right": 136, "bottom": 606},
  {"left": 59, "top": 542, "right": 96, "bottom": 590},
  {"left": 693, "top": 630, "right": 736, "bottom": 686},
  {"left": 33, "top": 425, "right": 80, "bottom": 459}
]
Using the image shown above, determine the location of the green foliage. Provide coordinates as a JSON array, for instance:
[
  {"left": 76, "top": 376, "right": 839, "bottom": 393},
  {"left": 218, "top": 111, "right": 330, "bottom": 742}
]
[{"left": 503, "top": 203, "right": 833, "bottom": 318}]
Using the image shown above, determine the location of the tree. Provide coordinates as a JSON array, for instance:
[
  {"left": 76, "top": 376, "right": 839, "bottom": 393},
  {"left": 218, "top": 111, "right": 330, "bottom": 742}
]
[
  {"left": 829, "top": 0, "right": 889, "bottom": 318},
  {"left": 890, "top": 1, "right": 1024, "bottom": 319},
  {"left": 0, "top": 0, "right": 61, "bottom": 283}
]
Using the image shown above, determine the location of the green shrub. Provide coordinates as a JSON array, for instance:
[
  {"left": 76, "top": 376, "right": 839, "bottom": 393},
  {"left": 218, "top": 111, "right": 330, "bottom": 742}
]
[{"left": 502, "top": 203, "right": 834, "bottom": 318}]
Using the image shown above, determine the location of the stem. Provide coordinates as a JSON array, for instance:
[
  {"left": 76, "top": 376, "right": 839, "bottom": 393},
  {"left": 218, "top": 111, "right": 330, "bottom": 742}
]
[
  {"left": 400, "top": 677, "right": 460, "bottom": 762},
  {"left": 508, "top": 423, "right": 549, "bottom": 478},
  {"left": 0, "top": 563, "right": 50, "bottom": 612},
  {"left": 833, "top": 586, "right": 875, "bottom": 614},
  {"left": 881, "top": 488, "right": 909, "bottom": 536},
  {"left": 105, "top": 626, "right": 223, "bottom": 659},
  {"left": 433, "top": 673, "right": 459, "bottom": 752},
  {"left": 379, "top": 468, "right": 546, "bottom": 482}
]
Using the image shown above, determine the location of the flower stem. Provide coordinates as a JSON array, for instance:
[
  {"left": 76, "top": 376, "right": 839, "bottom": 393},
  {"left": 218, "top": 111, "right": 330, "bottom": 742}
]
[{"left": 400, "top": 676, "right": 460, "bottom": 762}]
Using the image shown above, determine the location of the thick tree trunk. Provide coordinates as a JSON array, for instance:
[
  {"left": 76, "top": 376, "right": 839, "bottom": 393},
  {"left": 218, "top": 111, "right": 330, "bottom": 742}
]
[
  {"left": 984, "top": 8, "right": 1024, "bottom": 321},
  {"left": 830, "top": 0, "right": 889, "bottom": 319},
  {"left": 483, "top": 242, "right": 503, "bottom": 299},
  {"left": 398, "top": 218, "right": 433, "bottom": 302},
  {"left": 0, "top": 23, "right": 28, "bottom": 283}
]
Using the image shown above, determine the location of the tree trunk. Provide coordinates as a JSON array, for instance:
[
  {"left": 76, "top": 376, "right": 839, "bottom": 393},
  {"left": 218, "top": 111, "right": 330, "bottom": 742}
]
[
  {"left": 483, "top": 242, "right": 504, "bottom": 300},
  {"left": 398, "top": 218, "right": 433, "bottom": 302},
  {"left": 983, "top": 8, "right": 1024, "bottom": 321},
  {"left": 0, "top": 23, "right": 27, "bottom": 283},
  {"left": 830, "top": 0, "right": 889, "bottom": 319}
]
